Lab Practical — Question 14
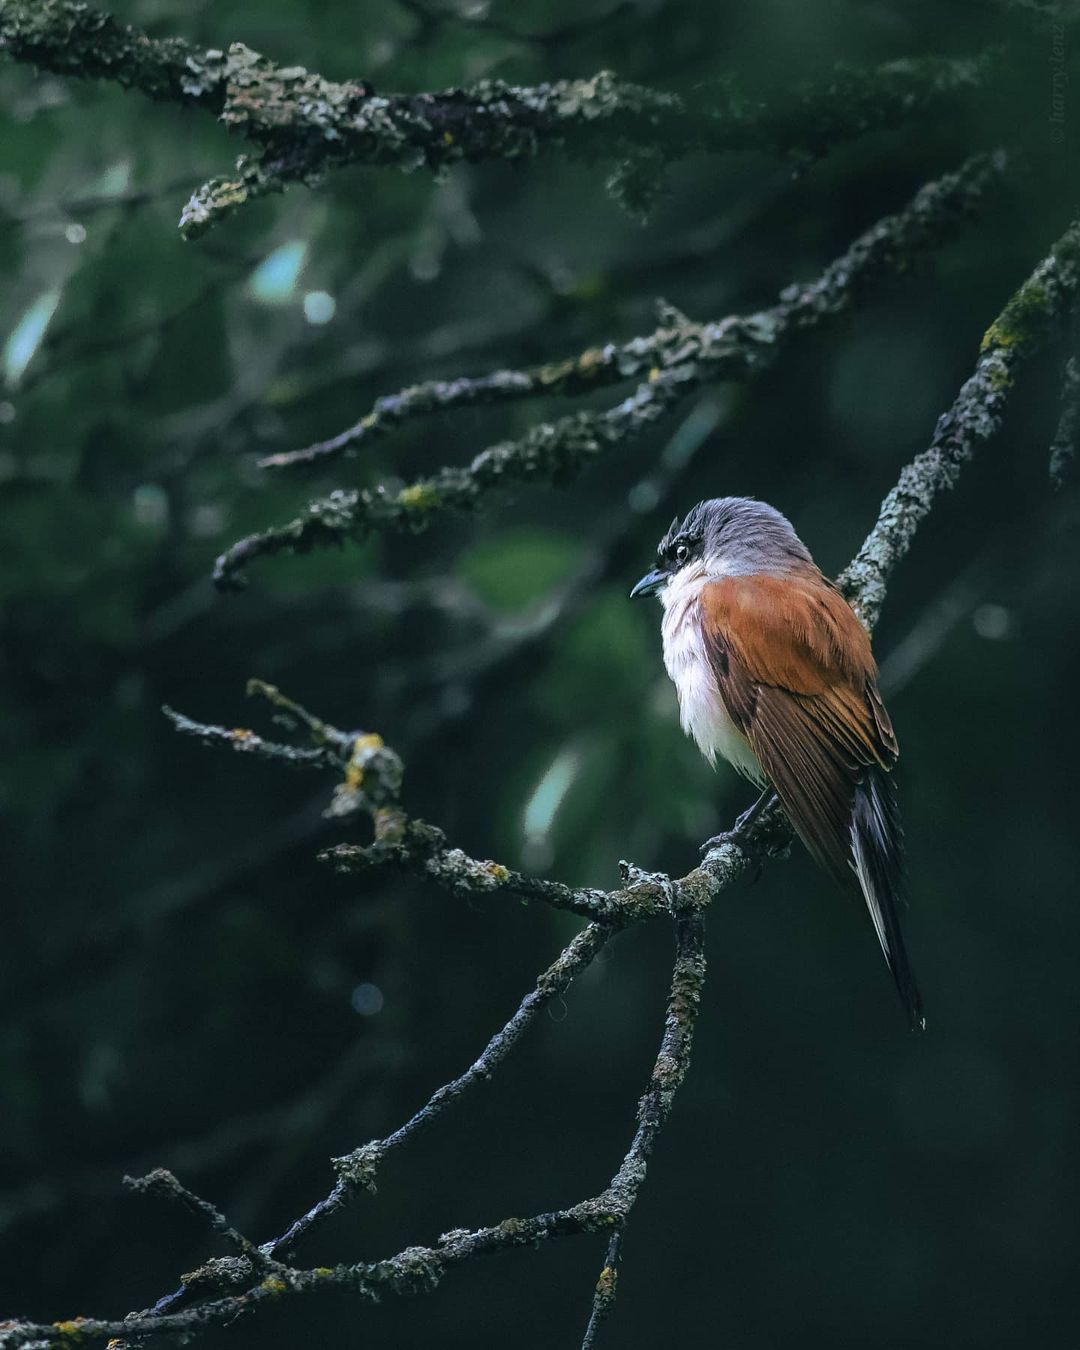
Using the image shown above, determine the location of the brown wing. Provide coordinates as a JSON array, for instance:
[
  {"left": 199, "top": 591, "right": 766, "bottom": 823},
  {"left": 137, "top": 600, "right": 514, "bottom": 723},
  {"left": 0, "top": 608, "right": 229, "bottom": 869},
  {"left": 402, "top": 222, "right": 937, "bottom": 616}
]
[
  {"left": 700, "top": 573, "right": 896, "bottom": 889},
  {"left": 701, "top": 573, "right": 923, "bottom": 1028}
]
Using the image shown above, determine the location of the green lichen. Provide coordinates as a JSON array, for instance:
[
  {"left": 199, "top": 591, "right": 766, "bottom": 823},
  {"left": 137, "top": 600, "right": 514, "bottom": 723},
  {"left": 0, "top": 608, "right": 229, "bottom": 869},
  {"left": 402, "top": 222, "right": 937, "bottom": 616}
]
[
  {"left": 373, "top": 806, "right": 409, "bottom": 845},
  {"left": 397, "top": 482, "right": 441, "bottom": 512},
  {"left": 343, "top": 733, "right": 385, "bottom": 790},
  {"left": 537, "top": 348, "right": 608, "bottom": 388},
  {"left": 596, "top": 1264, "right": 618, "bottom": 1297},
  {"left": 652, "top": 1050, "right": 682, "bottom": 1091},
  {"left": 442, "top": 850, "right": 514, "bottom": 891},
  {"left": 180, "top": 156, "right": 280, "bottom": 240},
  {"left": 334, "top": 1141, "right": 383, "bottom": 1191},
  {"left": 51, "top": 1321, "right": 88, "bottom": 1343},
  {"left": 980, "top": 280, "right": 1051, "bottom": 354},
  {"left": 385, "top": 1246, "right": 443, "bottom": 1293},
  {"left": 985, "top": 359, "right": 1013, "bottom": 392}
]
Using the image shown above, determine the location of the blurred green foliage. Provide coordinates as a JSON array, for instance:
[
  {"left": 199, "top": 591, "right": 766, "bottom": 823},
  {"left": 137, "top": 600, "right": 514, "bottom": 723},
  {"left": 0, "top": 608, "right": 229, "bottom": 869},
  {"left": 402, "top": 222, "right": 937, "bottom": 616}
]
[
  {"left": 459, "top": 527, "right": 584, "bottom": 608},
  {"left": 1, "top": 1, "right": 1080, "bottom": 1346}
]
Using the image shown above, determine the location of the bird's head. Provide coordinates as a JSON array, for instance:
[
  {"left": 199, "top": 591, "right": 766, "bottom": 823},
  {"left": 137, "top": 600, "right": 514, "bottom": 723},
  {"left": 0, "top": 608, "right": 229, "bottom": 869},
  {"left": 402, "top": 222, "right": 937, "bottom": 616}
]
[{"left": 630, "top": 496, "right": 813, "bottom": 599}]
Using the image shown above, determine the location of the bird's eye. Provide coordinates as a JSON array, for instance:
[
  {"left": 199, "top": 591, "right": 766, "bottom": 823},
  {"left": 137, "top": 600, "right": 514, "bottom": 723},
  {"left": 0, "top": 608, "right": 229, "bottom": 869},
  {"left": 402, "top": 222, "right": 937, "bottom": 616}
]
[{"left": 674, "top": 544, "right": 689, "bottom": 564}]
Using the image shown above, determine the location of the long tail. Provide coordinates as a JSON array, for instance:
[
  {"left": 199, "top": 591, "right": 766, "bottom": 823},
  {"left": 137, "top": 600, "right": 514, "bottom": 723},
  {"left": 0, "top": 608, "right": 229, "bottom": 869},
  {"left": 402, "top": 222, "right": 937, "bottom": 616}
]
[{"left": 850, "top": 767, "right": 925, "bottom": 1031}]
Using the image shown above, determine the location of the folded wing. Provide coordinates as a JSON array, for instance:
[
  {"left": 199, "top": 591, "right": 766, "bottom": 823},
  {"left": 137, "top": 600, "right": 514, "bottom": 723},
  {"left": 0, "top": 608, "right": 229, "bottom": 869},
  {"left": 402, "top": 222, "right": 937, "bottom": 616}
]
[{"left": 701, "top": 573, "right": 923, "bottom": 1028}]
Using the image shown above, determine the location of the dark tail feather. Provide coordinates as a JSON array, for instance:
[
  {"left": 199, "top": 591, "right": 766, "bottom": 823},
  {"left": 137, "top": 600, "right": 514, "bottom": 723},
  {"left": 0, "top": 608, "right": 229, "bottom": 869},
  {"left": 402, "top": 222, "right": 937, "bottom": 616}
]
[{"left": 850, "top": 767, "right": 925, "bottom": 1031}]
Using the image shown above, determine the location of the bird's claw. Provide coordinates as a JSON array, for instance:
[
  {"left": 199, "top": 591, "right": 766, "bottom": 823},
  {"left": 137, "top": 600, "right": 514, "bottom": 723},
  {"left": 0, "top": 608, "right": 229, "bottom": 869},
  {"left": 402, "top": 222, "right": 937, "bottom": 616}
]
[
  {"left": 699, "top": 822, "right": 771, "bottom": 883},
  {"left": 699, "top": 816, "right": 761, "bottom": 856},
  {"left": 699, "top": 830, "right": 738, "bottom": 857},
  {"left": 700, "top": 788, "right": 786, "bottom": 874}
]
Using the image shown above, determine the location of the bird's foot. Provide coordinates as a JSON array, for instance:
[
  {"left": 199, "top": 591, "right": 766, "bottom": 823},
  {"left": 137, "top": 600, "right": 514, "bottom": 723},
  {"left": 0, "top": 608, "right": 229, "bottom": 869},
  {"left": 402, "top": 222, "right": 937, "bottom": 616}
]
[
  {"left": 699, "top": 830, "right": 738, "bottom": 856},
  {"left": 699, "top": 790, "right": 774, "bottom": 856},
  {"left": 699, "top": 790, "right": 787, "bottom": 880}
]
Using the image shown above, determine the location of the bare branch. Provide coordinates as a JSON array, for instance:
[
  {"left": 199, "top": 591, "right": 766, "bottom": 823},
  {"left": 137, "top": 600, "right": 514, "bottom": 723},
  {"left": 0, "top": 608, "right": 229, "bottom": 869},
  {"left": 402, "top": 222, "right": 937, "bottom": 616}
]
[
  {"left": 214, "top": 152, "right": 1005, "bottom": 587},
  {"left": 162, "top": 704, "right": 334, "bottom": 771}
]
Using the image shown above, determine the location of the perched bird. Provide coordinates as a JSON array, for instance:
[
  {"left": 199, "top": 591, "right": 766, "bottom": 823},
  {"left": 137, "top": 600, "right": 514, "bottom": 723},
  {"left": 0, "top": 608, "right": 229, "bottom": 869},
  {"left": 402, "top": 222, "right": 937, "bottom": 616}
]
[{"left": 631, "top": 497, "right": 924, "bottom": 1030}]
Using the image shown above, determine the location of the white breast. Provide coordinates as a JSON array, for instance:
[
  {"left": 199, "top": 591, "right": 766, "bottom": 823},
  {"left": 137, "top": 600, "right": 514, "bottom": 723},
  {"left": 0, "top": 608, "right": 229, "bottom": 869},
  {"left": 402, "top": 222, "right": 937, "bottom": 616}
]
[{"left": 659, "top": 571, "right": 764, "bottom": 784}]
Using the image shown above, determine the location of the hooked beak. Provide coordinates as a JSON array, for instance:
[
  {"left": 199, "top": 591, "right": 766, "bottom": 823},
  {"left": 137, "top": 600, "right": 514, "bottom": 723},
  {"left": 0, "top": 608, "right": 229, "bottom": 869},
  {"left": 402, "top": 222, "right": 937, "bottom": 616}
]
[{"left": 630, "top": 567, "right": 667, "bottom": 599}]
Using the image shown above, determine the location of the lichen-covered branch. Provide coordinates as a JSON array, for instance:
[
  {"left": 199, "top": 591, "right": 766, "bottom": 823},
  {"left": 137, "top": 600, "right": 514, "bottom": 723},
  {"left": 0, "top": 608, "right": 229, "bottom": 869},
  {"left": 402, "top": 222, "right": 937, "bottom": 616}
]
[
  {"left": 0, "top": 1, "right": 997, "bottom": 236},
  {"left": 838, "top": 217, "right": 1080, "bottom": 627},
  {"left": 581, "top": 1231, "right": 623, "bottom": 1348},
  {"left": 167, "top": 680, "right": 784, "bottom": 925},
  {"left": 269, "top": 921, "right": 614, "bottom": 1260},
  {"left": 0, "top": 920, "right": 704, "bottom": 1350},
  {"left": 4, "top": 196, "right": 1070, "bottom": 1339},
  {"left": 0, "top": 907, "right": 702, "bottom": 1350},
  {"left": 185, "top": 208, "right": 1080, "bottom": 936},
  {"left": 214, "top": 152, "right": 1004, "bottom": 587},
  {"left": 124, "top": 1168, "right": 281, "bottom": 1279},
  {"left": 575, "top": 913, "right": 705, "bottom": 1340},
  {"left": 266, "top": 140, "right": 1001, "bottom": 474}
]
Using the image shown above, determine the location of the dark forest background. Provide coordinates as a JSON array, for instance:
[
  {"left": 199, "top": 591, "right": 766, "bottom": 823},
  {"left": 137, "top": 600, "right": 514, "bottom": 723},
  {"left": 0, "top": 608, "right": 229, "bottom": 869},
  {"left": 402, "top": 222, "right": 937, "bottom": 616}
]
[{"left": 2, "top": 1, "right": 1080, "bottom": 1346}]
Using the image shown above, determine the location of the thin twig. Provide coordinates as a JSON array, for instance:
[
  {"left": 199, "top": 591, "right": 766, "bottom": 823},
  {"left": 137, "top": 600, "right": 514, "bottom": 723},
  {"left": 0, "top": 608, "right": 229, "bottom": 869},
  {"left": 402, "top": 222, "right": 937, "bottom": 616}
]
[
  {"left": 0, "top": 920, "right": 703, "bottom": 1350},
  {"left": 267, "top": 921, "right": 615, "bottom": 1261},
  {"left": 124, "top": 1169, "right": 280, "bottom": 1276},
  {"left": 576, "top": 915, "right": 706, "bottom": 1343},
  {"left": 581, "top": 1232, "right": 622, "bottom": 1349}
]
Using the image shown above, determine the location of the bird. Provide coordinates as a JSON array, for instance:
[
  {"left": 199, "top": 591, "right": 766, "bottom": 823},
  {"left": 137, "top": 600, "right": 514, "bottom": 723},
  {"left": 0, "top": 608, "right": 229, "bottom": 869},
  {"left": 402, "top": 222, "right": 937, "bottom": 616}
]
[{"left": 630, "top": 496, "right": 924, "bottom": 1031}]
